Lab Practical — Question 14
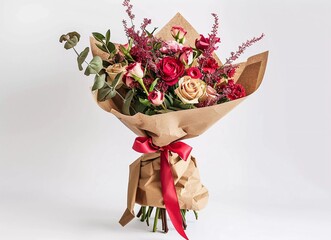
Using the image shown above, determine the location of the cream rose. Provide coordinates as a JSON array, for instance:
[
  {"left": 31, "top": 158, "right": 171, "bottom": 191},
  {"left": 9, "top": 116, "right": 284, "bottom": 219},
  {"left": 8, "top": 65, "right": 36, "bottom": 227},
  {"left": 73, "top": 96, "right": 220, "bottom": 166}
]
[
  {"left": 106, "top": 63, "right": 126, "bottom": 88},
  {"left": 175, "top": 76, "right": 206, "bottom": 104}
]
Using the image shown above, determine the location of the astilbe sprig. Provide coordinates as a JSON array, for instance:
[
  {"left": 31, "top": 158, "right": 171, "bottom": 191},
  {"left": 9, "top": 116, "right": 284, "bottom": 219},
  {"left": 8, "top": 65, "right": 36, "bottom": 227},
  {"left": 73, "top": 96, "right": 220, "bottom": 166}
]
[{"left": 224, "top": 33, "right": 265, "bottom": 65}]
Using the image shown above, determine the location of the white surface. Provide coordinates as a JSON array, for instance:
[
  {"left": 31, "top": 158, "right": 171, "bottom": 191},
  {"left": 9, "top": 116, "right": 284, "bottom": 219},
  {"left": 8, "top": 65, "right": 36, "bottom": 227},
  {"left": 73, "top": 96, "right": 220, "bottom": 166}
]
[{"left": 1, "top": 0, "right": 331, "bottom": 239}]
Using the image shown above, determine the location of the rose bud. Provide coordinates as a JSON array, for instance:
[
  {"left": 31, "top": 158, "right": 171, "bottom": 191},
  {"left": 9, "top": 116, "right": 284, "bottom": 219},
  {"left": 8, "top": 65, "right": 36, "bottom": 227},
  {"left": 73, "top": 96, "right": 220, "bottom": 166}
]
[
  {"left": 175, "top": 76, "right": 206, "bottom": 104},
  {"left": 123, "top": 73, "right": 135, "bottom": 88},
  {"left": 195, "top": 34, "right": 220, "bottom": 52},
  {"left": 148, "top": 90, "right": 164, "bottom": 106},
  {"left": 186, "top": 67, "right": 202, "bottom": 79},
  {"left": 171, "top": 26, "right": 187, "bottom": 43},
  {"left": 126, "top": 62, "right": 144, "bottom": 79},
  {"left": 179, "top": 47, "right": 194, "bottom": 66}
]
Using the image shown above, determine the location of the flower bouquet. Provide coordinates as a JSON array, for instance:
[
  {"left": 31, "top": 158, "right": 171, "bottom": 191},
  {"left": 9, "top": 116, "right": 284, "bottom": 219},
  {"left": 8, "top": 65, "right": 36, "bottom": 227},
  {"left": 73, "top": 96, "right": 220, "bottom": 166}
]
[{"left": 60, "top": 1, "right": 268, "bottom": 239}]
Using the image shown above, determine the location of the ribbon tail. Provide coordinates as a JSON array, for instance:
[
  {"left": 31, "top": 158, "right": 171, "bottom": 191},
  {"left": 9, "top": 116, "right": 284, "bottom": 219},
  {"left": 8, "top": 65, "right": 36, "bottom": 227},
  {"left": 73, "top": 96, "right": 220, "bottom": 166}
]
[{"left": 160, "top": 150, "right": 189, "bottom": 240}]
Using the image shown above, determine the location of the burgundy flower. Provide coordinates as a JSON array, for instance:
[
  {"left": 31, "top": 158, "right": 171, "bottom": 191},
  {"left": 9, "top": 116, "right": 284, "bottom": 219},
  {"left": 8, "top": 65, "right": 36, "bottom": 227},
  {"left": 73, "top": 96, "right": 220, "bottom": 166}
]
[
  {"left": 157, "top": 57, "right": 185, "bottom": 86},
  {"left": 195, "top": 34, "right": 220, "bottom": 52},
  {"left": 219, "top": 80, "right": 246, "bottom": 100},
  {"left": 186, "top": 67, "right": 202, "bottom": 79},
  {"left": 202, "top": 58, "right": 219, "bottom": 74},
  {"left": 223, "top": 66, "right": 236, "bottom": 78}
]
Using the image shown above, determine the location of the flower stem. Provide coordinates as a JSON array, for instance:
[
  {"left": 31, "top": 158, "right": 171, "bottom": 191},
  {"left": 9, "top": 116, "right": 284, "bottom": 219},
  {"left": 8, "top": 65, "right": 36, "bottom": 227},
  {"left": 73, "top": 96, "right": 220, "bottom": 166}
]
[
  {"left": 153, "top": 208, "right": 160, "bottom": 232},
  {"left": 193, "top": 210, "right": 199, "bottom": 220}
]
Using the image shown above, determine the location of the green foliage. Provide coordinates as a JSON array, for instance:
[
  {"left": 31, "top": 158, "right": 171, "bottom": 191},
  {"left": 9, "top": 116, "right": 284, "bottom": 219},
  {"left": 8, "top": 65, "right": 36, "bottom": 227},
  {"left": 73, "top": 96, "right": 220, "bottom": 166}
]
[
  {"left": 92, "top": 30, "right": 116, "bottom": 56},
  {"left": 92, "top": 74, "right": 106, "bottom": 91},
  {"left": 64, "top": 36, "right": 79, "bottom": 50},
  {"left": 97, "top": 83, "right": 116, "bottom": 101},
  {"left": 122, "top": 90, "right": 134, "bottom": 115},
  {"left": 77, "top": 47, "right": 89, "bottom": 71},
  {"left": 59, "top": 31, "right": 81, "bottom": 43},
  {"left": 149, "top": 78, "right": 159, "bottom": 92},
  {"left": 59, "top": 32, "right": 81, "bottom": 50},
  {"left": 84, "top": 56, "right": 103, "bottom": 76},
  {"left": 111, "top": 73, "right": 122, "bottom": 89}
]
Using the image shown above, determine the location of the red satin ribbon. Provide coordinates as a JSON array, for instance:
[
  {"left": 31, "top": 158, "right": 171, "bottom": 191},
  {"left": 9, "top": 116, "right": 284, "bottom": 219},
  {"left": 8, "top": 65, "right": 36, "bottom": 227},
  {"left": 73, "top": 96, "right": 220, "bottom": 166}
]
[{"left": 132, "top": 137, "right": 192, "bottom": 240}]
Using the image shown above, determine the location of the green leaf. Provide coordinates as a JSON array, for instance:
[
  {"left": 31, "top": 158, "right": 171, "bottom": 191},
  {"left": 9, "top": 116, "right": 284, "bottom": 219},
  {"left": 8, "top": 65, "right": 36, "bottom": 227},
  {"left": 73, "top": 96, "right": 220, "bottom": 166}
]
[
  {"left": 64, "top": 36, "right": 79, "bottom": 50},
  {"left": 122, "top": 90, "right": 134, "bottom": 115},
  {"left": 139, "top": 98, "right": 151, "bottom": 107},
  {"left": 96, "top": 43, "right": 107, "bottom": 52},
  {"left": 165, "top": 93, "right": 174, "bottom": 106},
  {"left": 107, "top": 42, "right": 116, "bottom": 54},
  {"left": 77, "top": 47, "right": 89, "bottom": 71},
  {"left": 84, "top": 56, "right": 103, "bottom": 76},
  {"left": 111, "top": 72, "right": 122, "bottom": 89},
  {"left": 92, "top": 74, "right": 106, "bottom": 91},
  {"left": 59, "top": 31, "right": 80, "bottom": 43},
  {"left": 92, "top": 32, "right": 105, "bottom": 42},
  {"left": 105, "top": 89, "right": 116, "bottom": 100},
  {"left": 149, "top": 78, "right": 159, "bottom": 92},
  {"left": 105, "top": 30, "right": 111, "bottom": 44},
  {"left": 97, "top": 86, "right": 112, "bottom": 101}
]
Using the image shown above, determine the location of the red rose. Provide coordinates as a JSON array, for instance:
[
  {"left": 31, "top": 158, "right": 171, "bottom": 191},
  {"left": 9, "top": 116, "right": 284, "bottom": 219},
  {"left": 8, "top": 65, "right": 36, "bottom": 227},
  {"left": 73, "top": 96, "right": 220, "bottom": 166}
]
[
  {"left": 157, "top": 57, "right": 185, "bottom": 86},
  {"left": 219, "top": 80, "right": 246, "bottom": 100},
  {"left": 186, "top": 67, "right": 202, "bottom": 79},
  {"left": 202, "top": 58, "right": 219, "bottom": 74}
]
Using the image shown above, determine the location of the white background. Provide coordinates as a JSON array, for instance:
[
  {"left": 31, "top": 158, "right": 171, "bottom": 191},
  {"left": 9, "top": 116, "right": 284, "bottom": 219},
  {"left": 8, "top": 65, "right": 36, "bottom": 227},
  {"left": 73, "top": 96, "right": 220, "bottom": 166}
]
[{"left": 1, "top": 0, "right": 331, "bottom": 239}]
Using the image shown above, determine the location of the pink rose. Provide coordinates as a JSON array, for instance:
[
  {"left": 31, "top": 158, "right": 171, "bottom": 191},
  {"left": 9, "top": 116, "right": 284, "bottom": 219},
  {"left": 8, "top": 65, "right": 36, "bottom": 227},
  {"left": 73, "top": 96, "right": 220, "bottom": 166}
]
[
  {"left": 160, "top": 40, "right": 183, "bottom": 54},
  {"left": 126, "top": 62, "right": 144, "bottom": 79},
  {"left": 157, "top": 57, "right": 185, "bottom": 86},
  {"left": 148, "top": 90, "right": 164, "bottom": 106},
  {"left": 171, "top": 26, "right": 187, "bottom": 43},
  {"left": 186, "top": 67, "right": 202, "bottom": 79},
  {"left": 179, "top": 47, "right": 193, "bottom": 65},
  {"left": 200, "top": 85, "right": 219, "bottom": 103}
]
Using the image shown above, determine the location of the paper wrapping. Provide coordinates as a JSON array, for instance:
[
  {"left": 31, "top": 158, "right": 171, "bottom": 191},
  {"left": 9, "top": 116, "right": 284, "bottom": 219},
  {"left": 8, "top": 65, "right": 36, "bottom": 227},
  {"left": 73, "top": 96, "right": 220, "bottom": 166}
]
[
  {"left": 90, "top": 13, "right": 268, "bottom": 226},
  {"left": 119, "top": 152, "right": 208, "bottom": 226}
]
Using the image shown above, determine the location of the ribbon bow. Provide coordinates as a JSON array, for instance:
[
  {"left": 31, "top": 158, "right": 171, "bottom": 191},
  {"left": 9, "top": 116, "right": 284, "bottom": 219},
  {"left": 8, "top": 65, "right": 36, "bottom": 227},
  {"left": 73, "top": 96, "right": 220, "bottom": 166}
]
[{"left": 133, "top": 136, "right": 192, "bottom": 240}]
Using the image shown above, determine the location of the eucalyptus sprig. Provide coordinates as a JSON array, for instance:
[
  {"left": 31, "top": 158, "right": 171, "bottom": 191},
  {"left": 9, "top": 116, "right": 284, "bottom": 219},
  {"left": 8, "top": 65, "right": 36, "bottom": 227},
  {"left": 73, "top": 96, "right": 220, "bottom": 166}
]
[{"left": 59, "top": 31, "right": 125, "bottom": 103}]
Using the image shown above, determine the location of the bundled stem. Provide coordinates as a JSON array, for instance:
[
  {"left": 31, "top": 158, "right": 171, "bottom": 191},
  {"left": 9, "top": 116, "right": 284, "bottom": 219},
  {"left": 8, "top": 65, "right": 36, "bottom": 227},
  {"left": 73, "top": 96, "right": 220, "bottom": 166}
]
[{"left": 136, "top": 205, "right": 198, "bottom": 233}]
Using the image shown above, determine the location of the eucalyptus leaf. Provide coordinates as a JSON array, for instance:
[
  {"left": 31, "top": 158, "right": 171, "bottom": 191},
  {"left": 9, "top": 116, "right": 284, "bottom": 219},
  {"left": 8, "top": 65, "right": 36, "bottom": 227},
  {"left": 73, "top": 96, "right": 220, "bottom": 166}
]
[
  {"left": 59, "top": 31, "right": 80, "bottom": 43},
  {"left": 97, "top": 86, "right": 112, "bottom": 101},
  {"left": 92, "top": 74, "right": 106, "bottom": 91},
  {"left": 111, "top": 72, "right": 122, "bottom": 89},
  {"left": 77, "top": 47, "right": 89, "bottom": 71},
  {"left": 64, "top": 36, "right": 79, "bottom": 50},
  {"left": 105, "top": 89, "right": 117, "bottom": 100},
  {"left": 92, "top": 32, "right": 105, "bottom": 42},
  {"left": 122, "top": 90, "right": 134, "bottom": 115},
  {"left": 84, "top": 56, "right": 103, "bottom": 76}
]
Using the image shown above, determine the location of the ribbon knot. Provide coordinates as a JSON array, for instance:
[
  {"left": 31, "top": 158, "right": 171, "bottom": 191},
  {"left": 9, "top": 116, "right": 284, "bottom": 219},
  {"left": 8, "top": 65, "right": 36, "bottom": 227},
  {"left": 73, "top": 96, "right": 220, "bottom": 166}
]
[{"left": 132, "top": 136, "right": 192, "bottom": 240}]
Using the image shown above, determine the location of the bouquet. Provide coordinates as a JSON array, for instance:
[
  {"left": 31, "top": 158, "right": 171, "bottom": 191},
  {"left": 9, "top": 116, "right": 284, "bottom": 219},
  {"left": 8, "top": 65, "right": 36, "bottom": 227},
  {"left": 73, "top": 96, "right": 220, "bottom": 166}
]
[{"left": 60, "top": 1, "right": 268, "bottom": 239}]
